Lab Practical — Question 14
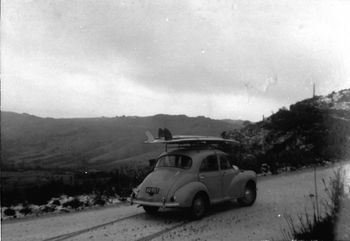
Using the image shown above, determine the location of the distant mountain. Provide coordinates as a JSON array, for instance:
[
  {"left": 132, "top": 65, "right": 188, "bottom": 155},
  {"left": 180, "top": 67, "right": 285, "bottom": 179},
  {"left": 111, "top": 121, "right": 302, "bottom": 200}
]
[
  {"left": 220, "top": 119, "right": 251, "bottom": 126},
  {"left": 1, "top": 113, "right": 244, "bottom": 171},
  {"left": 223, "top": 89, "right": 350, "bottom": 172}
]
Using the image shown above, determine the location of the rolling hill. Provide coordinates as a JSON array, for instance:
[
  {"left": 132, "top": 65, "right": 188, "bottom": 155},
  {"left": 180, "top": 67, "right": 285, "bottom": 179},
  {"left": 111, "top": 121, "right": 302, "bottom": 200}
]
[
  {"left": 1, "top": 113, "right": 244, "bottom": 171},
  {"left": 223, "top": 89, "right": 350, "bottom": 172}
]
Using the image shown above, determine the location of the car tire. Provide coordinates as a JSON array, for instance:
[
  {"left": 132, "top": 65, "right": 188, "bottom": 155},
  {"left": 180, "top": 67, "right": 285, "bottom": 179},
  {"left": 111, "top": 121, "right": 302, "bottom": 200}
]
[
  {"left": 190, "top": 193, "right": 207, "bottom": 219},
  {"left": 238, "top": 182, "right": 257, "bottom": 206},
  {"left": 143, "top": 205, "right": 159, "bottom": 215}
]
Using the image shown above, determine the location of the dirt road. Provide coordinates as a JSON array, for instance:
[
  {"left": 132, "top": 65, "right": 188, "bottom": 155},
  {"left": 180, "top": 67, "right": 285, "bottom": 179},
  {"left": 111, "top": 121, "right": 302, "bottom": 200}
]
[{"left": 2, "top": 163, "right": 349, "bottom": 241}]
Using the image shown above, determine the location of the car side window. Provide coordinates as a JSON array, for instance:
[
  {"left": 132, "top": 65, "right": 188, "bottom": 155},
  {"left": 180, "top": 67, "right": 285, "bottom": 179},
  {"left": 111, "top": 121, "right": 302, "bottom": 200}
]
[
  {"left": 200, "top": 154, "right": 219, "bottom": 172},
  {"left": 220, "top": 155, "right": 232, "bottom": 170}
]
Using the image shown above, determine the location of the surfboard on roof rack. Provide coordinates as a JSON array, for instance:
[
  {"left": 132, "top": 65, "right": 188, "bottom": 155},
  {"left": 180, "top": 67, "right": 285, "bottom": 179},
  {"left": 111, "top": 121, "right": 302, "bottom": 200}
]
[{"left": 144, "top": 128, "right": 239, "bottom": 145}]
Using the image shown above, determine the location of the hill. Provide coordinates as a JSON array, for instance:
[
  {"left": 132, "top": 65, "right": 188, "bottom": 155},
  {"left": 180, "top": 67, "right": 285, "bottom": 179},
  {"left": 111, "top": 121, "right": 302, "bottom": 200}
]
[
  {"left": 1, "top": 113, "right": 244, "bottom": 171},
  {"left": 223, "top": 89, "right": 350, "bottom": 172}
]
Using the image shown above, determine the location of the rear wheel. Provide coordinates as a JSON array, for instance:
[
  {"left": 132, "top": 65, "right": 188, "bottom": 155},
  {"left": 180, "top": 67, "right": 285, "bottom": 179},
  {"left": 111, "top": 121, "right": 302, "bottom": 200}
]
[
  {"left": 143, "top": 205, "right": 159, "bottom": 215},
  {"left": 238, "top": 182, "right": 257, "bottom": 206},
  {"left": 190, "top": 193, "right": 207, "bottom": 219}
]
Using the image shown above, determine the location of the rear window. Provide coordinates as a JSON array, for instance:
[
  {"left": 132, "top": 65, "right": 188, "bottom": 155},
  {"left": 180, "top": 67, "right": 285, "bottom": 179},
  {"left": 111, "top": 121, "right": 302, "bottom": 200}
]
[{"left": 156, "top": 155, "right": 192, "bottom": 169}]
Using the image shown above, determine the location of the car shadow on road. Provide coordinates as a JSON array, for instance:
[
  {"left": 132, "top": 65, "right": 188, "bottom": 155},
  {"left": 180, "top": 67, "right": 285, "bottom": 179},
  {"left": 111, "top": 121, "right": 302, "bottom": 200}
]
[{"left": 140, "top": 200, "right": 242, "bottom": 223}]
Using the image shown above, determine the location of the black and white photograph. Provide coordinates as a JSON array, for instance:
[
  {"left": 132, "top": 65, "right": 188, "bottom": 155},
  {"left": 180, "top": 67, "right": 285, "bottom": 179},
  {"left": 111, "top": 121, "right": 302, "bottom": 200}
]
[{"left": 1, "top": 0, "right": 350, "bottom": 240}]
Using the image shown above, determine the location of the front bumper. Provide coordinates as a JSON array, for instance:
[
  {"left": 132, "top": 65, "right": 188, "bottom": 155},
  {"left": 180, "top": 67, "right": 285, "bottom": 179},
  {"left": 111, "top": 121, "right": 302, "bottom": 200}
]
[{"left": 129, "top": 198, "right": 180, "bottom": 208}]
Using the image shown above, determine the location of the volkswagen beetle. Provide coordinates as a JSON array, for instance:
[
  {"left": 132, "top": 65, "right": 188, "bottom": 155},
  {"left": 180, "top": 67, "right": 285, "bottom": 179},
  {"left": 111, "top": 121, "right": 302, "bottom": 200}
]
[{"left": 130, "top": 148, "right": 257, "bottom": 219}]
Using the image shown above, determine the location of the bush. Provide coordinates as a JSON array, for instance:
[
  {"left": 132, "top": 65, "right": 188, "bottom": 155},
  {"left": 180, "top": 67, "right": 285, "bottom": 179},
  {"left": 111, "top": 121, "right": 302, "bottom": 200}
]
[
  {"left": 62, "top": 198, "right": 83, "bottom": 210},
  {"left": 236, "top": 154, "right": 260, "bottom": 172},
  {"left": 4, "top": 208, "right": 16, "bottom": 216},
  {"left": 19, "top": 206, "right": 32, "bottom": 215},
  {"left": 52, "top": 199, "right": 61, "bottom": 206},
  {"left": 93, "top": 196, "right": 106, "bottom": 206},
  {"left": 41, "top": 206, "right": 55, "bottom": 213}
]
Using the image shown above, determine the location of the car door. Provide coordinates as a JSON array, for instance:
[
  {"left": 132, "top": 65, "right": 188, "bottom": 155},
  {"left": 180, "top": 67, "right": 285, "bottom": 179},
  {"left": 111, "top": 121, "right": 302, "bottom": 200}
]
[
  {"left": 199, "top": 153, "right": 222, "bottom": 202},
  {"left": 219, "top": 154, "right": 239, "bottom": 199}
]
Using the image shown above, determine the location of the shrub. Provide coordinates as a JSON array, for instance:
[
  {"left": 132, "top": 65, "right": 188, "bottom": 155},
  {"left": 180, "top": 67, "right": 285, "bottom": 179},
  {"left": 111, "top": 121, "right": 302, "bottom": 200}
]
[
  {"left": 41, "top": 206, "right": 55, "bottom": 213},
  {"left": 52, "top": 199, "right": 61, "bottom": 206},
  {"left": 237, "top": 154, "right": 260, "bottom": 172},
  {"left": 93, "top": 197, "right": 106, "bottom": 206},
  {"left": 19, "top": 206, "right": 32, "bottom": 215},
  {"left": 62, "top": 198, "right": 83, "bottom": 210},
  {"left": 4, "top": 208, "right": 16, "bottom": 216}
]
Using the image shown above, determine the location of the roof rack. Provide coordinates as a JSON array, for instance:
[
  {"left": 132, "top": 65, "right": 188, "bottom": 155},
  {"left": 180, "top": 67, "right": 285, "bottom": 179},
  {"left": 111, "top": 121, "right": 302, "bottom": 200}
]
[{"left": 144, "top": 128, "right": 239, "bottom": 152}]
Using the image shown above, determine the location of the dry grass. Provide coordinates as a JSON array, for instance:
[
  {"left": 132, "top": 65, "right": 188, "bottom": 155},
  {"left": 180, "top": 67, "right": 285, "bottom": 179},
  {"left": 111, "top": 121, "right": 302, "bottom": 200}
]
[{"left": 282, "top": 168, "right": 346, "bottom": 241}]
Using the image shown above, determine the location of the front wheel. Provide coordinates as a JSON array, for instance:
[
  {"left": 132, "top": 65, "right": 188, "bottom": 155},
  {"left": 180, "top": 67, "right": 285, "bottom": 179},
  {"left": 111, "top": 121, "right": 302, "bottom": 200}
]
[
  {"left": 238, "top": 182, "right": 257, "bottom": 206},
  {"left": 143, "top": 205, "right": 159, "bottom": 215},
  {"left": 190, "top": 193, "right": 207, "bottom": 219}
]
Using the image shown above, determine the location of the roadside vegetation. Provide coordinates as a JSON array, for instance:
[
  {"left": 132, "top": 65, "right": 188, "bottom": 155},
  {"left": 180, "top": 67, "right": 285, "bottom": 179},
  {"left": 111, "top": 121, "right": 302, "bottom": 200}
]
[
  {"left": 282, "top": 168, "right": 347, "bottom": 241},
  {"left": 223, "top": 90, "right": 350, "bottom": 174},
  {"left": 1, "top": 165, "right": 154, "bottom": 220}
]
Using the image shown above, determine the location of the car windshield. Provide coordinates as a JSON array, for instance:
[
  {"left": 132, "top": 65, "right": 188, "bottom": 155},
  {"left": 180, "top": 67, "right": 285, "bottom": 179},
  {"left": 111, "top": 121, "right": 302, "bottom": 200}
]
[{"left": 156, "top": 155, "right": 192, "bottom": 169}]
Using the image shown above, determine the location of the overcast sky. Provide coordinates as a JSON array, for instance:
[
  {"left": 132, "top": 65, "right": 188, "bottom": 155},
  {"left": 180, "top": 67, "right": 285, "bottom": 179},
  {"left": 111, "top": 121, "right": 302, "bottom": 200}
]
[{"left": 2, "top": 0, "right": 350, "bottom": 121}]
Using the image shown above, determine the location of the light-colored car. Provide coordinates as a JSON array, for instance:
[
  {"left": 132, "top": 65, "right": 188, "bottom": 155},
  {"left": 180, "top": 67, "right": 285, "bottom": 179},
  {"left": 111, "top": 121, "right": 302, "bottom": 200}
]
[{"left": 130, "top": 148, "right": 257, "bottom": 219}]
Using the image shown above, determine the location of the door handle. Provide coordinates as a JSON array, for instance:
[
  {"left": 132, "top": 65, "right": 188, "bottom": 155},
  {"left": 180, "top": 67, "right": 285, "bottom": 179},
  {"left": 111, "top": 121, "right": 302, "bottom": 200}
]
[{"left": 199, "top": 175, "right": 205, "bottom": 181}]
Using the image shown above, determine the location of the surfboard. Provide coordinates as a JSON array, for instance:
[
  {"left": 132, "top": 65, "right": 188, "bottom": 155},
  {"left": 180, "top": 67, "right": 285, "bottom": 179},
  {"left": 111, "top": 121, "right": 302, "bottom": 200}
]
[{"left": 144, "top": 129, "right": 239, "bottom": 145}]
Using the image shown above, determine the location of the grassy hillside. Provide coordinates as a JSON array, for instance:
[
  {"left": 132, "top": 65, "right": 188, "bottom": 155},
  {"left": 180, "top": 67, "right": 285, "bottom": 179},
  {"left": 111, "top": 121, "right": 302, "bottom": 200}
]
[
  {"left": 1, "top": 113, "right": 243, "bottom": 171},
  {"left": 223, "top": 89, "right": 350, "bottom": 172}
]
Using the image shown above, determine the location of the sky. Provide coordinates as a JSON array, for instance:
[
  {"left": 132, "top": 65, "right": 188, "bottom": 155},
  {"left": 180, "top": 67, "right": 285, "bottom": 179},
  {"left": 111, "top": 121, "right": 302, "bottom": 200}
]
[{"left": 2, "top": 0, "right": 350, "bottom": 121}]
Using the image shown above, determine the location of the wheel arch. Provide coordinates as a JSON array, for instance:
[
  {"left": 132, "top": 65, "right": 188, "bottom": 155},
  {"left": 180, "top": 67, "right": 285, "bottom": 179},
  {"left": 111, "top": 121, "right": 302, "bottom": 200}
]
[
  {"left": 246, "top": 179, "right": 256, "bottom": 189},
  {"left": 237, "top": 170, "right": 257, "bottom": 197},
  {"left": 173, "top": 181, "right": 210, "bottom": 207}
]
